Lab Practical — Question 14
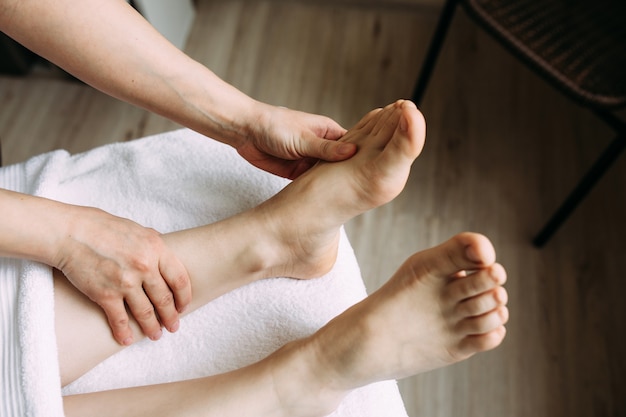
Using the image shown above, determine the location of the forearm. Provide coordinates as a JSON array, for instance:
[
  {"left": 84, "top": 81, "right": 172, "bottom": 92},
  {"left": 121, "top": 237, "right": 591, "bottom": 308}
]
[
  {"left": 0, "top": 186, "right": 195, "bottom": 347},
  {"left": 0, "top": 0, "right": 259, "bottom": 147},
  {"left": 0, "top": 188, "right": 67, "bottom": 265},
  {"left": 55, "top": 206, "right": 283, "bottom": 385}
]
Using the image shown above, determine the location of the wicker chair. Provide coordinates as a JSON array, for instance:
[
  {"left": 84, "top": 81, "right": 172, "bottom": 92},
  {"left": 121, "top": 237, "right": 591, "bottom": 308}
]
[{"left": 412, "top": 0, "right": 626, "bottom": 247}]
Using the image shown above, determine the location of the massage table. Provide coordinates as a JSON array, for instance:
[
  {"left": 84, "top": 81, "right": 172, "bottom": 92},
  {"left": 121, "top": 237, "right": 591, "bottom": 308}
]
[{"left": 0, "top": 129, "right": 409, "bottom": 417}]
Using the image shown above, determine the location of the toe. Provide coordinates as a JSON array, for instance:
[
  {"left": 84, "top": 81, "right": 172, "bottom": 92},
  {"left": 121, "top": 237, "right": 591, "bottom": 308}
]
[
  {"left": 383, "top": 101, "right": 426, "bottom": 161},
  {"left": 348, "top": 107, "right": 384, "bottom": 135},
  {"left": 457, "top": 306, "right": 509, "bottom": 335},
  {"left": 371, "top": 100, "right": 404, "bottom": 136},
  {"left": 455, "top": 285, "right": 508, "bottom": 317},
  {"left": 447, "top": 263, "right": 507, "bottom": 301},
  {"left": 411, "top": 232, "right": 496, "bottom": 280},
  {"left": 459, "top": 326, "right": 507, "bottom": 354}
]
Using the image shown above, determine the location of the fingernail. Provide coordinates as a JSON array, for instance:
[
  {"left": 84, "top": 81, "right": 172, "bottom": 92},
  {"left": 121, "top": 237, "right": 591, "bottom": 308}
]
[
  {"left": 337, "top": 143, "right": 355, "bottom": 156},
  {"left": 122, "top": 336, "right": 134, "bottom": 346},
  {"left": 169, "top": 320, "right": 180, "bottom": 333},
  {"left": 150, "top": 329, "right": 163, "bottom": 341}
]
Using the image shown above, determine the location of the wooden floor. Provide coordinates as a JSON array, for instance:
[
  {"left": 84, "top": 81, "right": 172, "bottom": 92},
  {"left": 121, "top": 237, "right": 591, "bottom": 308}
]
[{"left": 1, "top": 1, "right": 625, "bottom": 416}]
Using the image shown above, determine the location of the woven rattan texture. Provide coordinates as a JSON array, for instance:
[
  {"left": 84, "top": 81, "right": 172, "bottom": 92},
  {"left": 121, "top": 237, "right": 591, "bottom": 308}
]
[{"left": 465, "top": 0, "right": 626, "bottom": 109}]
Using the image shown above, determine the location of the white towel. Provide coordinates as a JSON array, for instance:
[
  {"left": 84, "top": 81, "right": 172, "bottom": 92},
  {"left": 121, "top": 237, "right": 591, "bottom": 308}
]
[
  {"left": 0, "top": 129, "right": 408, "bottom": 417},
  {"left": 1, "top": 151, "right": 70, "bottom": 417}
]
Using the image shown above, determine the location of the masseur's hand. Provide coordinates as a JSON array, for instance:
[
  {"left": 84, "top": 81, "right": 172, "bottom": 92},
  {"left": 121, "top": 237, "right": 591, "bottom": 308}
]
[
  {"left": 53, "top": 206, "right": 191, "bottom": 346},
  {"left": 236, "top": 105, "right": 356, "bottom": 179},
  {"left": 1, "top": 0, "right": 355, "bottom": 180}
]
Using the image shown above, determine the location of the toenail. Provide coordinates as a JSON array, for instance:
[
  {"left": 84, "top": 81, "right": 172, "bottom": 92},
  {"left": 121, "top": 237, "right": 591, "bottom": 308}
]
[
  {"left": 465, "top": 245, "right": 482, "bottom": 263},
  {"left": 488, "top": 264, "right": 506, "bottom": 284},
  {"left": 399, "top": 115, "right": 408, "bottom": 132},
  {"left": 498, "top": 306, "right": 509, "bottom": 322},
  {"left": 494, "top": 287, "right": 505, "bottom": 303}
]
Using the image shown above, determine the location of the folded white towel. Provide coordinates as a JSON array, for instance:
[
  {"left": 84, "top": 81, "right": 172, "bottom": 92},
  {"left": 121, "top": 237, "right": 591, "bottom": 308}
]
[
  {"left": 0, "top": 129, "right": 408, "bottom": 417},
  {"left": 1, "top": 152, "right": 68, "bottom": 417}
]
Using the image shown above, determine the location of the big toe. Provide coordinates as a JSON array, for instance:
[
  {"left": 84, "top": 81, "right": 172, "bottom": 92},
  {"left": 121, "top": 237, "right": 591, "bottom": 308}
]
[
  {"left": 378, "top": 101, "right": 426, "bottom": 167},
  {"left": 411, "top": 232, "right": 496, "bottom": 279}
]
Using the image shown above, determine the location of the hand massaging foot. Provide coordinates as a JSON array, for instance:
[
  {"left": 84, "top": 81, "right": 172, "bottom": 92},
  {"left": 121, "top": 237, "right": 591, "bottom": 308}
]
[{"left": 257, "top": 99, "right": 426, "bottom": 281}]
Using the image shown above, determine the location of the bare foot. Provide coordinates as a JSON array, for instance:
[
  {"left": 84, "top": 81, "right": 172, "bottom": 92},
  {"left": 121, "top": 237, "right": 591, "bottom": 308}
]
[
  {"left": 268, "top": 233, "right": 508, "bottom": 416},
  {"left": 61, "top": 234, "right": 507, "bottom": 417},
  {"left": 259, "top": 100, "right": 426, "bottom": 279},
  {"left": 327, "top": 232, "right": 507, "bottom": 384}
]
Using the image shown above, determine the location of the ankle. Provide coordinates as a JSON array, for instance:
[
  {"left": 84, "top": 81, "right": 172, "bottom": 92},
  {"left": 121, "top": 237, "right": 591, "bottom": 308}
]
[
  {"left": 250, "top": 200, "right": 340, "bottom": 280},
  {"left": 268, "top": 339, "right": 347, "bottom": 417},
  {"left": 223, "top": 207, "right": 294, "bottom": 280},
  {"left": 307, "top": 298, "right": 402, "bottom": 390}
]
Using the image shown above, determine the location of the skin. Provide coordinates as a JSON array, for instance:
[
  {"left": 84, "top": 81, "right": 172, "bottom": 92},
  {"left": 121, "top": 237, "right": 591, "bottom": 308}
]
[
  {"left": 56, "top": 100, "right": 426, "bottom": 385},
  {"left": 54, "top": 101, "right": 508, "bottom": 416},
  {"left": 61, "top": 232, "right": 508, "bottom": 417},
  {"left": 0, "top": 0, "right": 358, "bottom": 346}
]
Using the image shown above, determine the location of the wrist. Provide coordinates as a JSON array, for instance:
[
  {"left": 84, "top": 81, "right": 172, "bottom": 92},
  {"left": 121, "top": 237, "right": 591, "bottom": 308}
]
[
  {"left": 28, "top": 198, "right": 75, "bottom": 268},
  {"left": 46, "top": 203, "right": 85, "bottom": 270},
  {"left": 0, "top": 189, "right": 73, "bottom": 266},
  {"left": 161, "top": 63, "right": 264, "bottom": 149}
]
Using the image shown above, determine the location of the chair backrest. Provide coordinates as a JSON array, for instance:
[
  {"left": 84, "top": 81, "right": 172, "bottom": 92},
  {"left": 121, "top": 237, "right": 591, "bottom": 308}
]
[{"left": 463, "top": 0, "right": 626, "bottom": 109}]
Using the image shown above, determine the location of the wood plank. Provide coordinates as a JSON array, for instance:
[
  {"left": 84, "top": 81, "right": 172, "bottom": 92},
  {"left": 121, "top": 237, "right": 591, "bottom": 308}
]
[{"left": 0, "top": 1, "right": 624, "bottom": 415}]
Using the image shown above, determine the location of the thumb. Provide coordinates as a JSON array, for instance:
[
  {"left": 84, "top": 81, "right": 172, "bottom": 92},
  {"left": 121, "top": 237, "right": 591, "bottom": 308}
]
[{"left": 300, "top": 135, "right": 357, "bottom": 162}]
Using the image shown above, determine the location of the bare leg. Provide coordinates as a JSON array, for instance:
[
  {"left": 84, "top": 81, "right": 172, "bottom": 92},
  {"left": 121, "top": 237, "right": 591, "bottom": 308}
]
[
  {"left": 62, "top": 233, "right": 508, "bottom": 417},
  {"left": 60, "top": 102, "right": 508, "bottom": 417},
  {"left": 308, "top": 232, "right": 508, "bottom": 387},
  {"left": 56, "top": 100, "right": 426, "bottom": 385}
]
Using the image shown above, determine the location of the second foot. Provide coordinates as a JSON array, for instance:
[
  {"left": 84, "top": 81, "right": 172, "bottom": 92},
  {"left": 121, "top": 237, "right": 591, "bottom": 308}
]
[{"left": 312, "top": 232, "right": 509, "bottom": 390}]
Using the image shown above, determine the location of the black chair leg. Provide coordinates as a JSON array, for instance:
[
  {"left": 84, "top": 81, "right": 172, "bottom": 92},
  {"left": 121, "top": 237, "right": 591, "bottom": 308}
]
[
  {"left": 411, "top": 0, "right": 460, "bottom": 106},
  {"left": 533, "top": 132, "right": 626, "bottom": 247}
]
